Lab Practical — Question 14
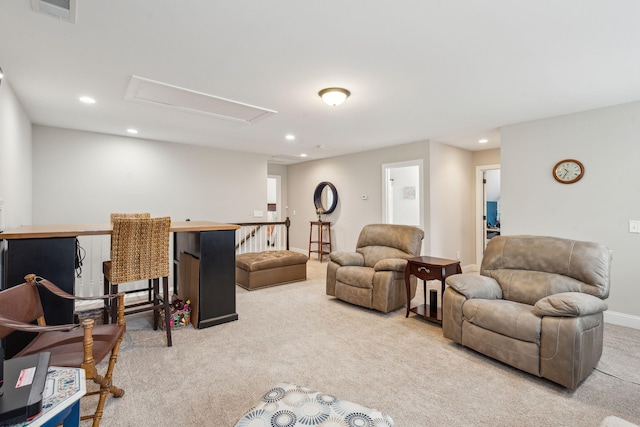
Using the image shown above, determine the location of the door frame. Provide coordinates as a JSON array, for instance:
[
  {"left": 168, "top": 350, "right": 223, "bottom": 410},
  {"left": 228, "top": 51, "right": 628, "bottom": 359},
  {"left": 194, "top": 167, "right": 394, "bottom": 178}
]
[
  {"left": 381, "top": 159, "right": 424, "bottom": 229},
  {"left": 475, "top": 164, "right": 500, "bottom": 266}
]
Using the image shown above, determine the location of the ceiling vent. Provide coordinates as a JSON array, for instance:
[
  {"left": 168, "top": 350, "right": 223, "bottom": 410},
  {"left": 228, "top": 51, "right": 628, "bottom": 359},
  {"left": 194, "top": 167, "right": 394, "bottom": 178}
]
[
  {"left": 125, "top": 76, "right": 277, "bottom": 124},
  {"left": 31, "top": 0, "right": 77, "bottom": 23}
]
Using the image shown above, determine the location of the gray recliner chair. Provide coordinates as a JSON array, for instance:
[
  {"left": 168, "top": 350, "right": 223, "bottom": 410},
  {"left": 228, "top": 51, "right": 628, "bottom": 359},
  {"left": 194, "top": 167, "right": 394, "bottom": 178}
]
[
  {"left": 326, "top": 224, "right": 424, "bottom": 313},
  {"left": 443, "top": 235, "right": 611, "bottom": 389}
]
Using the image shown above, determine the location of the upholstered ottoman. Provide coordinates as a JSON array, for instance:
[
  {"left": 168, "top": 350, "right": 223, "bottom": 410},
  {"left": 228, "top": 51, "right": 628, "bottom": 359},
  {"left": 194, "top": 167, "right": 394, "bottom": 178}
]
[
  {"left": 236, "top": 250, "right": 308, "bottom": 290},
  {"left": 234, "top": 382, "right": 394, "bottom": 427}
]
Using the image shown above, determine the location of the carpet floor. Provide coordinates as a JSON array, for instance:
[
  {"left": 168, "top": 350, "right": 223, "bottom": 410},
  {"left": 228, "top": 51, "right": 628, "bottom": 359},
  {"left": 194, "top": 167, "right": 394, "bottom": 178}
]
[{"left": 84, "top": 259, "right": 640, "bottom": 426}]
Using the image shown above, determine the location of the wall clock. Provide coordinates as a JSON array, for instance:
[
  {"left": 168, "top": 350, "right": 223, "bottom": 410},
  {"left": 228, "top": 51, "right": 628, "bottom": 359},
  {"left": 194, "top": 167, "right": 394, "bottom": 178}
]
[{"left": 553, "top": 159, "right": 584, "bottom": 184}]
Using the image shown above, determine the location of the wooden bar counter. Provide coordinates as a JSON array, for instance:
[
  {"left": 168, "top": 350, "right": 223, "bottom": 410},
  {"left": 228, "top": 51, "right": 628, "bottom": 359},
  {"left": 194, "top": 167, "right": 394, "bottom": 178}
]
[
  {"left": 1, "top": 221, "right": 239, "bottom": 356},
  {"left": 0, "top": 220, "right": 239, "bottom": 239}
]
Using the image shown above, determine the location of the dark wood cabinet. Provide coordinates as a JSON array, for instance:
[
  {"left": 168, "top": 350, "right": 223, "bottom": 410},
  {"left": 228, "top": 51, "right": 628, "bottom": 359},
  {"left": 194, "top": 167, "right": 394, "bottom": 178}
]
[
  {"left": 2, "top": 237, "right": 76, "bottom": 358},
  {"left": 174, "top": 229, "right": 238, "bottom": 328}
]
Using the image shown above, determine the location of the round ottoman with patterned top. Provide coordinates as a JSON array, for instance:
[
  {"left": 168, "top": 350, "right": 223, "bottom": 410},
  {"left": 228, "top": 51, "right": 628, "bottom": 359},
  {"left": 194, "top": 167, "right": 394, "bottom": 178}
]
[{"left": 234, "top": 382, "right": 394, "bottom": 427}]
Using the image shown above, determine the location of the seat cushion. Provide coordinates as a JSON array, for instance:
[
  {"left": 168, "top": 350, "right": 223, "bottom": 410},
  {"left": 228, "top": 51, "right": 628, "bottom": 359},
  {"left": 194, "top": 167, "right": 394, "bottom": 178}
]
[
  {"left": 15, "top": 324, "right": 125, "bottom": 367},
  {"left": 462, "top": 299, "right": 541, "bottom": 344},
  {"left": 336, "top": 266, "right": 375, "bottom": 289},
  {"left": 236, "top": 250, "right": 308, "bottom": 272}
]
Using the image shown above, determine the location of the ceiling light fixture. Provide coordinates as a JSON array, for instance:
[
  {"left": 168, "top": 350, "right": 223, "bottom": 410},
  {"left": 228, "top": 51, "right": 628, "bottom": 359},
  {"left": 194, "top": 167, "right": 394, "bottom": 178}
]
[
  {"left": 300, "top": 153, "right": 308, "bottom": 157},
  {"left": 318, "top": 87, "right": 351, "bottom": 106},
  {"left": 79, "top": 96, "right": 96, "bottom": 104},
  {"left": 0, "top": 66, "right": 4, "bottom": 87},
  {"left": 285, "top": 134, "right": 295, "bottom": 141},
  {"left": 479, "top": 139, "right": 489, "bottom": 144},
  {"left": 127, "top": 128, "right": 138, "bottom": 134}
]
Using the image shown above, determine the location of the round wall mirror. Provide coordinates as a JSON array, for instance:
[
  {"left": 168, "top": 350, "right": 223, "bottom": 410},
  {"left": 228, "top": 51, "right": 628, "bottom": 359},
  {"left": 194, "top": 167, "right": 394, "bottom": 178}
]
[{"left": 314, "top": 182, "right": 338, "bottom": 214}]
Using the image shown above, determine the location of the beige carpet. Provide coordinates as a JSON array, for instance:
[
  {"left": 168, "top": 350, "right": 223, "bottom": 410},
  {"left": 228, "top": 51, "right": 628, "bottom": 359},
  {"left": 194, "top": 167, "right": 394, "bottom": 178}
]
[{"left": 85, "top": 259, "right": 640, "bottom": 426}]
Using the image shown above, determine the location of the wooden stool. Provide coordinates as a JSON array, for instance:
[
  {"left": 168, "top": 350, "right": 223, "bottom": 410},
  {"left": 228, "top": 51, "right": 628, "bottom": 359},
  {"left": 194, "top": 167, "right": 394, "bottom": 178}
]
[{"left": 308, "top": 221, "right": 332, "bottom": 261}]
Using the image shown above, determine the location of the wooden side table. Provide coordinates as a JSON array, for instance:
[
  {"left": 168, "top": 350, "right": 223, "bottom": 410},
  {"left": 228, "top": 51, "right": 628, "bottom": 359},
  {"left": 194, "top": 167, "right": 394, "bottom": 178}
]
[
  {"left": 404, "top": 256, "right": 461, "bottom": 325},
  {"left": 308, "top": 221, "right": 332, "bottom": 262}
]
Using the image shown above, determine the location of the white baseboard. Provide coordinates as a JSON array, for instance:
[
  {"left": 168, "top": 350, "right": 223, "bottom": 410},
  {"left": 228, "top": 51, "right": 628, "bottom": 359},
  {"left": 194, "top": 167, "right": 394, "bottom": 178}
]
[{"left": 604, "top": 310, "right": 640, "bottom": 330}]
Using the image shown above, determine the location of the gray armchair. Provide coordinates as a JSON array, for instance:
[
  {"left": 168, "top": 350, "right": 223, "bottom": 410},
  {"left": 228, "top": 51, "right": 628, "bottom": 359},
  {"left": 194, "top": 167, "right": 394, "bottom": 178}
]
[
  {"left": 326, "top": 224, "right": 424, "bottom": 313},
  {"left": 443, "top": 235, "right": 611, "bottom": 389}
]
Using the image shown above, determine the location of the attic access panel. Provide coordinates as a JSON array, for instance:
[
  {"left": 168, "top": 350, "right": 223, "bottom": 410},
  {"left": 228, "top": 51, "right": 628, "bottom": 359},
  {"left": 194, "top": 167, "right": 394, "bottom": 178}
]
[{"left": 125, "top": 76, "right": 277, "bottom": 123}]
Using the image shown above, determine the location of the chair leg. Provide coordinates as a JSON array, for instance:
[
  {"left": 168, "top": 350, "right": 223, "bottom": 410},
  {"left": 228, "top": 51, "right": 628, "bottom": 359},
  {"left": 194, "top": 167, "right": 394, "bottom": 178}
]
[
  {"left": 86, "top": 330, "right": 125, "bottom": 427},
  {"left": 109, "top": 283, "right": 118, "bottom": 324},
  {"left": 80, "top": 314, "right": 125, "bottom": 426},
  {"left": 162, "top": 276, "right": 172, "bottom": 347},
  {"left": 152, "top": 278, "right": 160, "bottom": 330},
  {"left": 103, "top": 276, "right": 111, "bottom": 324}
]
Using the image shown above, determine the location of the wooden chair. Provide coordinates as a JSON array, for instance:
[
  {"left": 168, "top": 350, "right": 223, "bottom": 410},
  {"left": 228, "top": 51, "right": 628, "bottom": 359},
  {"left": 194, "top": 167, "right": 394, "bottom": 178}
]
[
  {"left": 0, "top": 274, "right": 125, "bottom": 427},
  {"left": 102, "top": 213, "right": 151, "bottom": 324},
  {"left": 103, "top": 216, "right": 173, "bottom": 346}
]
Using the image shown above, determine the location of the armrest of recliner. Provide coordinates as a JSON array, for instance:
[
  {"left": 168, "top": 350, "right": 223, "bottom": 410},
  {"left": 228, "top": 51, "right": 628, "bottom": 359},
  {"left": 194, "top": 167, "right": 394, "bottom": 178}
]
[
  {"left": 533, "top": 292, "right": 607, "bottom": 317},
  {"left": 374, "top": 258, "right": 408, "bottom": 272},
  {"left": 445, "top": 274, "right": 503, "bottom": 300},
  {"left": 329, "top": 251, "right": 365, "bottom": 266}
]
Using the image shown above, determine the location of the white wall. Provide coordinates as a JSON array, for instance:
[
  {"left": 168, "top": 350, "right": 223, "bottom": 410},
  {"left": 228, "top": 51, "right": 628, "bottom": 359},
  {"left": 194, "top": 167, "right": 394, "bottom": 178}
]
[
  {"left": 286, "top": 140, "right": 477, "bottom": 267},
  {"left": 428, "top": 142, "right": 474, "bottom": 263},
  {"left": 287, "top": 140, "right": 431, "bottom": 254},
  {"left": 0, "top": 81, "right": 32, "bottom": 230},
  {"left": 501, "top": 101, "right": 640, "bottom": 326},
  {"left": 473, "top": 149, "right": 500, "bottom": 167},
  {"left": 32, "top": 126, "right": 268, "bottom": 224}
]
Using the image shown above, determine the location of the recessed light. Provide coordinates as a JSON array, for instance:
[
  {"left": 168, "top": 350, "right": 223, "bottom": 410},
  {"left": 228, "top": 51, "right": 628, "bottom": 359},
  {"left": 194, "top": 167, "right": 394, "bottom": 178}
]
[
  {"left": 285, "top": 134, "right": 295, "bottom": 141},
  {"left": 79, "top": 96, "right": 96, "bottom": 104},
  {"left": 127, "top": 128, "right": 138, "bottom": 134},
  {"left": 300, "top": 153, "right": 308, "bottom": 157},
  {"left": 479, "top": 139, "right": 489, "bottom": 144}
]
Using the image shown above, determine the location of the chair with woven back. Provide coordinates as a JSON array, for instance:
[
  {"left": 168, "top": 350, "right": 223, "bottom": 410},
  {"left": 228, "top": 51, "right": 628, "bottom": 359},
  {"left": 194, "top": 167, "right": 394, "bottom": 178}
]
[
  {"left": 102, "top": 213, "right": 151, "bottom": 324},
  {"left": 103, "top": 216, "right": 174, "bottom": 347},
  {"left": 0, "top": 274, "right": 126, "bottom": 426}
]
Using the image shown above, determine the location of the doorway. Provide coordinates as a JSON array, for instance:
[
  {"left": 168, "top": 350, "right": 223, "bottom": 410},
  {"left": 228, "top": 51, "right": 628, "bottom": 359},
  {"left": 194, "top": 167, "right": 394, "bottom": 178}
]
[
  {"left": 267, "top": 175, "right": 281, "bottom": 221},
  {"left": 382, "top": 159, "right": 423, "bottom": 228},
  {"left": 475, "top": 164, "right": 500, "bottom": 266}
]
